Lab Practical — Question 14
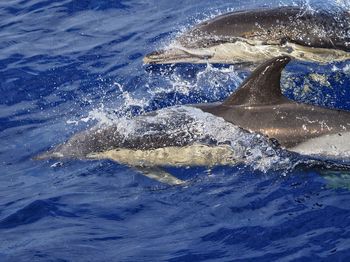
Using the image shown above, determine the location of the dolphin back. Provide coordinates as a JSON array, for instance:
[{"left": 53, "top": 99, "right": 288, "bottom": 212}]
[{"left": 181, "top": 7, "right": 350, "bottom": 52}]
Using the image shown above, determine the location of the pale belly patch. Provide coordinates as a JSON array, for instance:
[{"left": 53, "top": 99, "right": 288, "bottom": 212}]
[
  {"left": 86, "top": 144, "right": 237, "bottom": 167},
  {"left": 290, "top": 132, "right": 350, "bottom": 157}
]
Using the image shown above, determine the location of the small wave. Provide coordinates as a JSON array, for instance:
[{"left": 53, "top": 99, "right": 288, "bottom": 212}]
[{"left": 0, "top": 198, "right": 75, "bottom": 229}]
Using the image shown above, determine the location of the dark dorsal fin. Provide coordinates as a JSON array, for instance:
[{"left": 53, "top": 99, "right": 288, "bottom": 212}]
[{"left": 223, "top": 56, "right": 291, "bottom": 106}]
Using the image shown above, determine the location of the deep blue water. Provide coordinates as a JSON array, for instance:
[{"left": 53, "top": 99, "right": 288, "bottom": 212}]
[{"left": 2, "top": 0, "right": 350, "bottom": 261}]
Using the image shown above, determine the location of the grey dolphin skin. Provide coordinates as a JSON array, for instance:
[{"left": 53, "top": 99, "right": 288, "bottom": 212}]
[
  {"left": 144, "top": 7, "right": 350, "bottom": 64},
  {"left": 196, "top": 56, "right": 350, "bottom": 153},
  {"left": 36, "top": 56, "right": 350, "bottom": 184}
]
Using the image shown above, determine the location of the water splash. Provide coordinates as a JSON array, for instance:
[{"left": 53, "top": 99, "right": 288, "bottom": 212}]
[{"left": 335, "top": 0, "right": 350, "bottom": 10}]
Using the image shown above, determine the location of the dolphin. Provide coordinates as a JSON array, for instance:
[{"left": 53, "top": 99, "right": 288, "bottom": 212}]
[
  {"left": 144, "top": 7, "right": 350, "bottom": 65},
  {"left": 36, "top": 56, "right": 350, "bottom": 184}
]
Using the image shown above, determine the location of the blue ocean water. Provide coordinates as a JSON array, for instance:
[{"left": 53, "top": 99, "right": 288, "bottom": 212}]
[{"left": 1, "top": 0, "right": 350, "bottom": 261}]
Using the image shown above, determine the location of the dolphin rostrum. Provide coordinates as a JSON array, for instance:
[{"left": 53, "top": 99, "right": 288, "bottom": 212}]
[
  {"left": 36, "top": 56, "right": 350, "bottom": 184},
  {"left": 144, "top": 7, "right": 350, "bottom": 65}
]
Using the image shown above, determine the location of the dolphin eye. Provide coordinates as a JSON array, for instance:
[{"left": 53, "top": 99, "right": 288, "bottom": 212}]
[{"left": 280, "top": 37, "right": 288, "bottom": 44}]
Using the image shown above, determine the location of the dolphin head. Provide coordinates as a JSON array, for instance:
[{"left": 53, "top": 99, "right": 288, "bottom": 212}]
[{"left": 143, "top": 40, "right": 216, "bottom": 64}]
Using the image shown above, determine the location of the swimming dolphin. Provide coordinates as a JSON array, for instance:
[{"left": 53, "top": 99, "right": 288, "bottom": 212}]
[
  {"left": 36, "top": 56, "right": 350, "bottom": 184},
  {"left": 144, "top": 7, "right": 350, "bottom": 65}
]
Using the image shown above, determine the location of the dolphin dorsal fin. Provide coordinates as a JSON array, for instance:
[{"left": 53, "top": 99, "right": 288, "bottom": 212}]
[{"left": 223, "top": 56, "right": 291, "bottom": 106}]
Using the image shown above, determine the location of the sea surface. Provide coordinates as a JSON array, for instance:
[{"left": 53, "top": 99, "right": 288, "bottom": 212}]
[{"left": 1, "top": 0, "right": 350, "bottom": 261}]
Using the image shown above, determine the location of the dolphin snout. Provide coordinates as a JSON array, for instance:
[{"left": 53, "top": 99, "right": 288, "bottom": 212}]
[
  {"left": 32, "top": 149, "right": 64, "bottom": 160},
  {"left": 144, "top": 46, "right": 214, "bottom": 64},
  {"left": 143, "top": 49, "right": 169, "bottom": 64}
]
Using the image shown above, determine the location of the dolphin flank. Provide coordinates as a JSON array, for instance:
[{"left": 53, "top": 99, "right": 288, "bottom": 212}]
[{"left": 144, "top": 7, "right": 350, "bottom": 65}]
